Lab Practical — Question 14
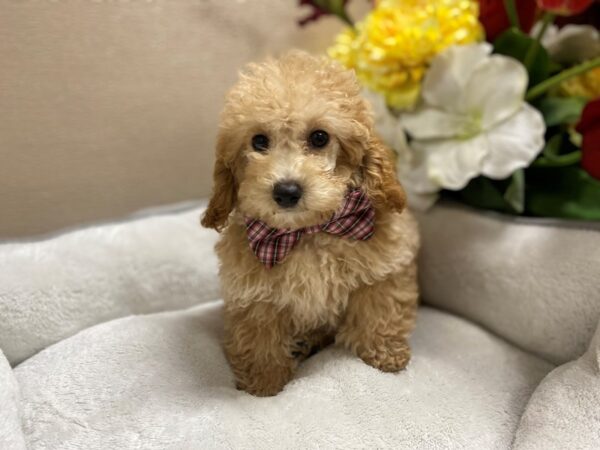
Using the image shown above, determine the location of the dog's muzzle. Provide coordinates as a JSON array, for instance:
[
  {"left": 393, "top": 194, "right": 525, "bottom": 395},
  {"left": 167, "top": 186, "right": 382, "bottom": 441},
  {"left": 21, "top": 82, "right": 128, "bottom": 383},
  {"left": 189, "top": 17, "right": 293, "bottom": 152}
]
[{"left": 272, "top": 181, "right": 303, "bottom": 208}]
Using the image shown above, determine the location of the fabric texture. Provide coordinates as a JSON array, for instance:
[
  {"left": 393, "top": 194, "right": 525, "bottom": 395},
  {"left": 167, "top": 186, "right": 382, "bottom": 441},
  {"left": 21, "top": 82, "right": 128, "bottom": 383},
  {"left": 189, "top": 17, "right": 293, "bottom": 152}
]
[
  {"left": 0, "top": 205, "right": 220, "bottom": 365},
  {"left": 245, "top": 189, "right": 374, "bottom": 267},
  {"left": 418, "top": 202, "right": 600, "bottom": 364},
  {"left": 0, "top": 350, "right": 26, "bottom": 450},
  {"left": 0, "top": 0, "right": 371, "bottom": 238},
  {"left": 514, "top": 319, "right": 600, "bottom": 450},
  {"left": 1, "top": 203, "right": 598, "bottom": 449},
  {"left": 14, "top": 302, "right": 552, "bottom": 450}
]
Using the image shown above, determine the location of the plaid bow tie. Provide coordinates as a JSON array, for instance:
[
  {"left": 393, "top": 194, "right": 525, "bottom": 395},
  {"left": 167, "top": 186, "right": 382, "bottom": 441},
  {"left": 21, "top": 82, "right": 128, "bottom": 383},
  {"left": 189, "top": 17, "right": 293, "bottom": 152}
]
[{"left": 245, "top": 189, "right": 374, "bottom": 268}]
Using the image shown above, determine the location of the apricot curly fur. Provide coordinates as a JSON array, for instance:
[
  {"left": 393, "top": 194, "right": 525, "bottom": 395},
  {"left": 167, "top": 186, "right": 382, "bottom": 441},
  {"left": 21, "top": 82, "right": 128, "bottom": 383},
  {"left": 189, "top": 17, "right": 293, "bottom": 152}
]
[
  {"left": 200, "top": 157, "right": 236, "bottom": 231},
  {"left": 202, "top": 51, "right": 420, "bottom": 396}
]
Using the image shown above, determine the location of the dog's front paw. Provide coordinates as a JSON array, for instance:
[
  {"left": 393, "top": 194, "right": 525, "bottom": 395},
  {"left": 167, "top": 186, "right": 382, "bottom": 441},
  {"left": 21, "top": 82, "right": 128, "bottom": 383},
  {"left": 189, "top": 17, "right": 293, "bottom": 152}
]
[
  {"left": 358, "top": 336, "right": 411, "bottom": 373},
  {"left": 234, "top": 363, "right": 295, "bottom": 397}
]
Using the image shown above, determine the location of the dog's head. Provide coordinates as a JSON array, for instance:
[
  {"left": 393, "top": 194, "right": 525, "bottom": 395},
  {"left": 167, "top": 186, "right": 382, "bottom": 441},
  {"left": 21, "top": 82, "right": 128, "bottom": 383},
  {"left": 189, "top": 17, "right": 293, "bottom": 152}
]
[{"left": 201, "top": 51, "right": 405, "bottom": 231}]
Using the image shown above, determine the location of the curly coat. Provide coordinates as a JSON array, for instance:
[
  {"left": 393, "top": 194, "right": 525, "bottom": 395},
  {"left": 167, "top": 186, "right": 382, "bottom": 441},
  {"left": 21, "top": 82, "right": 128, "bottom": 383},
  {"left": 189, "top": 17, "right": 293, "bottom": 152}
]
[{"left": 202, "top": 51, "right": 419, "bottom": 396}]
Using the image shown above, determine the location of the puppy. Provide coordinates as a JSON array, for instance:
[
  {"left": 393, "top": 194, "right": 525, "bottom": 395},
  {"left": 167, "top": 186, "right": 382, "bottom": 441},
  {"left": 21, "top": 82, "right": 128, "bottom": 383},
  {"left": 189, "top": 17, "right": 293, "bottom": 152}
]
[{"left": 202, "top": 51, "right": 419, "bottom": 397}]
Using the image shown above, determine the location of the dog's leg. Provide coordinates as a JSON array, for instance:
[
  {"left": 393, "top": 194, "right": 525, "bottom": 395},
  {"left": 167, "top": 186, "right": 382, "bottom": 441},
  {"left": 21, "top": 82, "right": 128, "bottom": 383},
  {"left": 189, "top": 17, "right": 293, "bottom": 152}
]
[
  {"left": 337, "top": 265, "right": 418, "bottom": 372},
  {"left": 223, "top": 302, "right": 297, "bottom": 397},
  {"left": 290, "top": 326, "right": 335, "bottom": 361}
]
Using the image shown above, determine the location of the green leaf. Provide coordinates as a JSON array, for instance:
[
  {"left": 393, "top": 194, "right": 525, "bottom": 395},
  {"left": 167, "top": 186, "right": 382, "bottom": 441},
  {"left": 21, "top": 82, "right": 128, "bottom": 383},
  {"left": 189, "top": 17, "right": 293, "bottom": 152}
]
[
  {"left": 533, "top": 151, "right": 582, "bottom": 167},
  {"left": 325, "top": 0, "right": 346, "bottom": 16},
  {"left": 503, "top": 0, "right": 520, "bottom": 29},
  {"left": 451, "top": 177, "right": 514, "bottom": 214},
  {"left": 548, "top": 60, "right": 564, "bottom": 75},
  {"left": 525, "top": 166, "right": 600, "bottom": 220},
  {"left": 543, "top": 134, "right": 563, "bottom": 158},
  {"left": 532, "top": 134, "right": 582, "bottom": 167},
  {"left": 504, "top": 169, "right": 525, "bottom": 213},
  {"left": 568, "top": 128, "right": 583, "bottom": 147},
  {"left": 494, "top": 29, "right": 550, "bottom": 87},
  {"left": 537, "top": 96, "right": 587, "bottom": 126},
  {"left": 456, "top": 172, "right": 527, "bottom": 215}
]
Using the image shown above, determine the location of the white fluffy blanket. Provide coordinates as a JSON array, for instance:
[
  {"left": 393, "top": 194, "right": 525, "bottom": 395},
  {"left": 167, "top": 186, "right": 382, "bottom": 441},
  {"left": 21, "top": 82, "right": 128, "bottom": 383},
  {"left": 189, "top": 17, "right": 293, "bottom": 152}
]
[
  {"left": 0, "top": 351, "right": 25, "bottom": 450},
  {"left": 514, "top": 321, "right": 600, "bottom": 449},
  {"left": 1, "top": 204, "right": 599, "bottom": 449},
  {"left": 418, "top": 204, "right": 600, "bottom": 365},
  {"left": 13, "top": 303, "right": 551, "bottom": 449},
  {"left": 0, "top": 204, "right": 220, "bottom": 365}
]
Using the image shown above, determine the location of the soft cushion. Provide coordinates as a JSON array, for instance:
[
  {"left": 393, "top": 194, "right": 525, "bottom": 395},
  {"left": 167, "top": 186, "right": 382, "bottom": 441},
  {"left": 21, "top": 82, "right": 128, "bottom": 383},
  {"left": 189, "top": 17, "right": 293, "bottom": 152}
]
[
  {"left": 0, "top": 206, "right": 219, "bottom": 365},
  {"left": 514, "top": 319, "right": 600, "bottom": 449},
  {"left": 0, "top": 0, "right": 369, "bottom": 237},
  {"left": 15, "top": 302, "right": 552, "bottom": 449},
  {"left": 418, "top": 203, "right": 600, "bottom": 364},
  {"left": 0, "top": 351, "right": 25, "bottom": 449}
]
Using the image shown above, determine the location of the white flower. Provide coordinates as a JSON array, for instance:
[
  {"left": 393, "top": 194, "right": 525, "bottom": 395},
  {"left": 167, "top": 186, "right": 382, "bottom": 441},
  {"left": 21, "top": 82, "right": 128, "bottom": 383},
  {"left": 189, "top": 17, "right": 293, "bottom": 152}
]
[
  {"left": 399, "top": 43, "right": 546, "bottom": 200},
  {"left": 362, "top": 89, "right": 439, "bottom": 210},
  {"left": 532, "top": 22, "right": 600, "bottom": 64},
  {"left": 362, "top": 89, "right": 407, "bottom": 153}
]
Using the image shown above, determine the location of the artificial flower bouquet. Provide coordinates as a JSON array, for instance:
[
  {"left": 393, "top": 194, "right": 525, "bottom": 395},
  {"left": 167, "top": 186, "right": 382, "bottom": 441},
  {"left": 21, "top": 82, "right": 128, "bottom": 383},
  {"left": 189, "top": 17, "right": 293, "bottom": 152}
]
[{"left": 298, "top": 0, "right": 600, "bottom": 220}]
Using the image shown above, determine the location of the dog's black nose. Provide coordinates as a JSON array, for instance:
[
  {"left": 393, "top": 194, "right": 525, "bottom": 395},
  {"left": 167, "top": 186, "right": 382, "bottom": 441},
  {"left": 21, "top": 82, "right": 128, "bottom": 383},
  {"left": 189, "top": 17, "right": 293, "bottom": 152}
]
[{"left": 273, "top": 181, "right": 303, "bottom": 208}]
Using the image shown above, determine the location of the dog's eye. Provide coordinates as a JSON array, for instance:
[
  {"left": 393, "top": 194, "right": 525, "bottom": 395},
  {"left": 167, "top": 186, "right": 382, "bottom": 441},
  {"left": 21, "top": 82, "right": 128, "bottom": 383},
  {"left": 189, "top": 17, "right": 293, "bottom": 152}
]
[
  {"left": 309, "top": 130, "right": 329, "bottom": 149},
  {"left": 251, "top": 134, "right": 269, "bottom": 152}
]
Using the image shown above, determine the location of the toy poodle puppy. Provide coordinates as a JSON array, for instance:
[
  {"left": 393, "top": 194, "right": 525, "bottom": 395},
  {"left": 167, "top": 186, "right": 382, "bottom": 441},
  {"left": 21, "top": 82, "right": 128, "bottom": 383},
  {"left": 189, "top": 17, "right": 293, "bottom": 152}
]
[{"left": 202, "top": 51, "right": 419, "bottom": 397}]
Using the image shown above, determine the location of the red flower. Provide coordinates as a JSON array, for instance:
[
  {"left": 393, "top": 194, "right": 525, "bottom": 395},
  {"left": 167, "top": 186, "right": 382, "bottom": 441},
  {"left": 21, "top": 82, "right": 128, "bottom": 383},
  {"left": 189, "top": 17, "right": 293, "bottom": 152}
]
[
  {"left": 536, "top": 0, "right": 594, "bottom": 15},
  {"left": 479, "top": 0, "right": 538, "bottom": 41},
  {"left": 576, "top": 98, "right": 600, "bottom": 180},
  {"left": 555, "top": 2, "right": 600, "bottom": 26}
]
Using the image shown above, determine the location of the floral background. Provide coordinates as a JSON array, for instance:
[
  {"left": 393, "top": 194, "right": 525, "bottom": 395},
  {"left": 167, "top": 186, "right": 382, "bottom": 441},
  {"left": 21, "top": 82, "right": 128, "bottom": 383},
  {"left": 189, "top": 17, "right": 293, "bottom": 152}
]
[{"left": 298, "top": 0, "right": 600, "bottom": 220}]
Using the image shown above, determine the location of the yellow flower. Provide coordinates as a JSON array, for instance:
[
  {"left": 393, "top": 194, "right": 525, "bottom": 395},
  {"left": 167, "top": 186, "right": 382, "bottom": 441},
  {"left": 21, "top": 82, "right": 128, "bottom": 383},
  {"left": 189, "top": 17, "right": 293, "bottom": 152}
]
[
  {"left": 329, "top": 0, "right": 483, "bottom": 109},
  {"left": 559, "top": 67, "right": 600, "bottom": 99}
]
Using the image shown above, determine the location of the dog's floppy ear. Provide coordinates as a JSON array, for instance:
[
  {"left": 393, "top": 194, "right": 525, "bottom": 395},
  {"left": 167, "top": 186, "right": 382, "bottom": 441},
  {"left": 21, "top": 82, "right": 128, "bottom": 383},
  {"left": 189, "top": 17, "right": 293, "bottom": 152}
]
[
  {"left": 361, "top": 136, "right": 406, "bottom": 213},
  {"left": 201, "top": 135, "right": 237, "bottom": 232}
]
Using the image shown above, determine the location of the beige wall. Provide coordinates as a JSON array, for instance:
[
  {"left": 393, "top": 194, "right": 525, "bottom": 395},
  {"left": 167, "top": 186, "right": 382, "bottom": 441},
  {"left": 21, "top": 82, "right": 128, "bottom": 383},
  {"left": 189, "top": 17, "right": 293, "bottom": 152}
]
[{"left": 1, "top": 1, "right": 367, "bottom": 238}]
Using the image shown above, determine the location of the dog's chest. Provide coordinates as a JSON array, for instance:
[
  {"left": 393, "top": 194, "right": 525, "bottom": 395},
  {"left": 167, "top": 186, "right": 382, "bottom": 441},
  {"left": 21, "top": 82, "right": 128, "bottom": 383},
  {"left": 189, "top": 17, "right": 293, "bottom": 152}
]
[{"left": 217, "top": 211, "right": 417, "bottom": 327}]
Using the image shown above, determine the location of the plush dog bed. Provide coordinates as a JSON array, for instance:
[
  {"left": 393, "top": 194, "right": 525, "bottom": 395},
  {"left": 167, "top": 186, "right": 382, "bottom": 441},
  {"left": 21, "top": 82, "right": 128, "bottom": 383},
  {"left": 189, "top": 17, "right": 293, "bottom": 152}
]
[{"left": 1, "top": 204, "right": 599, "bottom": 449}]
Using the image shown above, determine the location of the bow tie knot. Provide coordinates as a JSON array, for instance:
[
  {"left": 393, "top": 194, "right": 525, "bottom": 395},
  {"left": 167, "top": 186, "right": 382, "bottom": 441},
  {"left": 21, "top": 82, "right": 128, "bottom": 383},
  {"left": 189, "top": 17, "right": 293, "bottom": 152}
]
[{"left": 245, "top": 189, "right": 375, "bottom": 268}]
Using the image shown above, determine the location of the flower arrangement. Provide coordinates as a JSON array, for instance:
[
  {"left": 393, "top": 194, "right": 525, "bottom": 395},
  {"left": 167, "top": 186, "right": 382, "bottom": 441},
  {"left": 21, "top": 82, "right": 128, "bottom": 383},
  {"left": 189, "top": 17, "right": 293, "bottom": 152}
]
[{"left": 298, "top": 0, "right": 600, "bottom": 220}]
